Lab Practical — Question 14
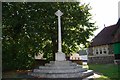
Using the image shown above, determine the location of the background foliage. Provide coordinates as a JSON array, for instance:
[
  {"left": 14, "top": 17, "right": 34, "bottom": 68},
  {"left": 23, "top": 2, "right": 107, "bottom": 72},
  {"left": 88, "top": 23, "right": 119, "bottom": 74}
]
[{"left": 2, "top": 2, "right": 96, "bottom": 70}]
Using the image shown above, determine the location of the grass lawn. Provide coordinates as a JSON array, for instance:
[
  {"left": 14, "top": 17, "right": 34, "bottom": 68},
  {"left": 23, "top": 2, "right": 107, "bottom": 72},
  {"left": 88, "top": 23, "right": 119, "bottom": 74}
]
[{"left": 88, "top": 64, "right": 120, "bottom": 80}]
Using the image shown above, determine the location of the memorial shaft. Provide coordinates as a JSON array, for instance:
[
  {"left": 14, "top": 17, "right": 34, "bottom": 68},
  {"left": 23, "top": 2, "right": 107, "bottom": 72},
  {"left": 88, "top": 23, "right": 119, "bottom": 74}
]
[
  {"left": 55, "top": 10, "right": 63, "bottom": 52},
  {"left": 58, "top": 16, "right": 62, "bottom": 52}
]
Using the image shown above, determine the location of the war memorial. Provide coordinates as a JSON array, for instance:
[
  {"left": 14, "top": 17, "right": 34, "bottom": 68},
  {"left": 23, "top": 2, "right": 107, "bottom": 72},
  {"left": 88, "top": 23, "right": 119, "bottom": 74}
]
[{"left": 28, "top": 10, "right": 93, "bottom": 79}]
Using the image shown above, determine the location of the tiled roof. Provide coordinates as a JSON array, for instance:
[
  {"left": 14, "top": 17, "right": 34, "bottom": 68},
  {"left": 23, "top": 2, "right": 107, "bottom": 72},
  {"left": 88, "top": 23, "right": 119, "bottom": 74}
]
[
  {"left": 112, "top": 19, "right": 120, "bottom": 43},
  {"left": 90, "top": 24, "right": 119, "bottom": 47}
]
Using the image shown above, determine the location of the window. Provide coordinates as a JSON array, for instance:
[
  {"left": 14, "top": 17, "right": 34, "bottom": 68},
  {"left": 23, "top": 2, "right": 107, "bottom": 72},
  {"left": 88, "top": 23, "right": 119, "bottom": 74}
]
[
  {"left": 96, "top": 49, "right": 99, "bottom": 54},
  {"left": 96, "top": 51, "right": 98, "bottom": 54},
  {"left": 100, "top": 49, "right": 102, "bottom": 54},
  {"left": 103, "top": 47, "right": 108, "bottom": 54},
  {"left": 104, "top": 51, "right": 107, "bottom": 54}
]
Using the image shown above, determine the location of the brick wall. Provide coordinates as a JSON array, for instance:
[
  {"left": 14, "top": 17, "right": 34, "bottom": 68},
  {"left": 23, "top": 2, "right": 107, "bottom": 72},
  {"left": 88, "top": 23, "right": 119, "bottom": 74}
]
[{"left": 88, "top": 55, "right": 114, "bottom": 64}]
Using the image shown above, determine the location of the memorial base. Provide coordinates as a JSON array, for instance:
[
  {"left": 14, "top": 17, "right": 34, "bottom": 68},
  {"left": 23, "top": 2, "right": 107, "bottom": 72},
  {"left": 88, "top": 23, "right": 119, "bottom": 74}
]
[
  {"left": 55, "top": 52, "right": 66, "bottom": 61},
  {"left": 28, "top": 61, "right": 93, "bottom": 78}
]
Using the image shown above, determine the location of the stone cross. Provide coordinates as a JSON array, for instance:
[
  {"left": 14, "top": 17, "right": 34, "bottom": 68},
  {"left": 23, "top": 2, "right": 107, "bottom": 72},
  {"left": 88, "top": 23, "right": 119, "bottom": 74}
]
[
  {"left": 55, "top": 10, "right": 63, "bottom": 52},
  {"left": 55, "top": 10, "right": 66, "bottom": 61}
]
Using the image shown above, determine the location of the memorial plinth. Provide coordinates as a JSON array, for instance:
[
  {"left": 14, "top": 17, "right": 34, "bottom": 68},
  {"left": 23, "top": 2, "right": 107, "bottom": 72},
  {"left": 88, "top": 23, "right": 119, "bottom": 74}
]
[{"left": 55, "top": 52, "right": 66, "bottom": 61}]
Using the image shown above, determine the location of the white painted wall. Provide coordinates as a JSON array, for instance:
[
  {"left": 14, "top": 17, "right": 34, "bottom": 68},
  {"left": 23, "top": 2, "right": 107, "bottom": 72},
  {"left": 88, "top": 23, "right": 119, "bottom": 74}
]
[
  {"left": 93, "top": 45, "right": 109, "bottom": 56},
  {"left": 80, "top": 55, "right": 88, "bottom": 60}
]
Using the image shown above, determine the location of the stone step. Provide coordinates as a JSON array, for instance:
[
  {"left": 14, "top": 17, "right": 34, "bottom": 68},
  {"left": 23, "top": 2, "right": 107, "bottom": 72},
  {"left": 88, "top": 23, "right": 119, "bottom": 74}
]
[
  {"left": 28, "top": 61, "right": 94, "bottom": 78},
  {"left": 45, "top": 62, "right": 78, "bottom": 67},
  {"left": 38, "top": 65, "right": 82, "bottom": 70},
  {"left": 81, "top": 70, "right": 94, "bottom": 78},
  {"left": 28, "top": 70, "right": 93, "bottom": 78},
  {"left": 49, "top": 61, "right": 72, "bottom": 64},
  {"left": 46, "top": 61, "right": 78, "bottom": 66},
  {"left": 28, "top": 72, "right": 82, "bottom": 78},
  {"left": 33, "top": 68, "right": 86, "bottom": 74}
]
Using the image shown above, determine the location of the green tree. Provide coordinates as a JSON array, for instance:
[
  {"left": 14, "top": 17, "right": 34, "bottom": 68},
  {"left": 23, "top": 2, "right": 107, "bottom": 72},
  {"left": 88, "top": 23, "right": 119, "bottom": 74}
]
[{"left": 2, "top": 2, "right": 96, "bottom": 70}]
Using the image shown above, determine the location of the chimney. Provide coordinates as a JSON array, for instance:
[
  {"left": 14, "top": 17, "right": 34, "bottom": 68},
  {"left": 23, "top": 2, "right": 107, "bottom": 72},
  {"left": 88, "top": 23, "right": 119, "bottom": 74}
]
[
  {"left": 118, "top": 1, "right": 120, "bottom": 19},
  {"left": 117, "top": 1, "right": 120, "bottom": 25}
]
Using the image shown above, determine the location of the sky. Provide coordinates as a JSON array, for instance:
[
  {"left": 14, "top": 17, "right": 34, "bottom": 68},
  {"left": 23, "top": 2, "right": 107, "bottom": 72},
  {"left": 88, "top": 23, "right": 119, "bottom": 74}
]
[{"left": 82, "top": 0, "right": 120, "bottom": 36}]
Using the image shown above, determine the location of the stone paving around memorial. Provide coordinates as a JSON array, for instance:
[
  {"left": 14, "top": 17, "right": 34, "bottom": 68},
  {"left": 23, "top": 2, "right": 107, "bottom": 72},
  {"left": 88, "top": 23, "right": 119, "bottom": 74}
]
[{"left": 2, "top": 71, "right": 103, "bottom": 80}]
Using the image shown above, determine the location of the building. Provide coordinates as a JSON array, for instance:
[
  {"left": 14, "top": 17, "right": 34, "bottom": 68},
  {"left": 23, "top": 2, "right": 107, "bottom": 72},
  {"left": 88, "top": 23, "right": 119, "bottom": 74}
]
[
  {"left": 112, "top": 19, "right": 120, "bottom": 64},
  {"left": 70, "top": 50, "right": 88, "bottom": 61},
  {"left": 88, "top": 19, "right": 120, "bottom": 64}
]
